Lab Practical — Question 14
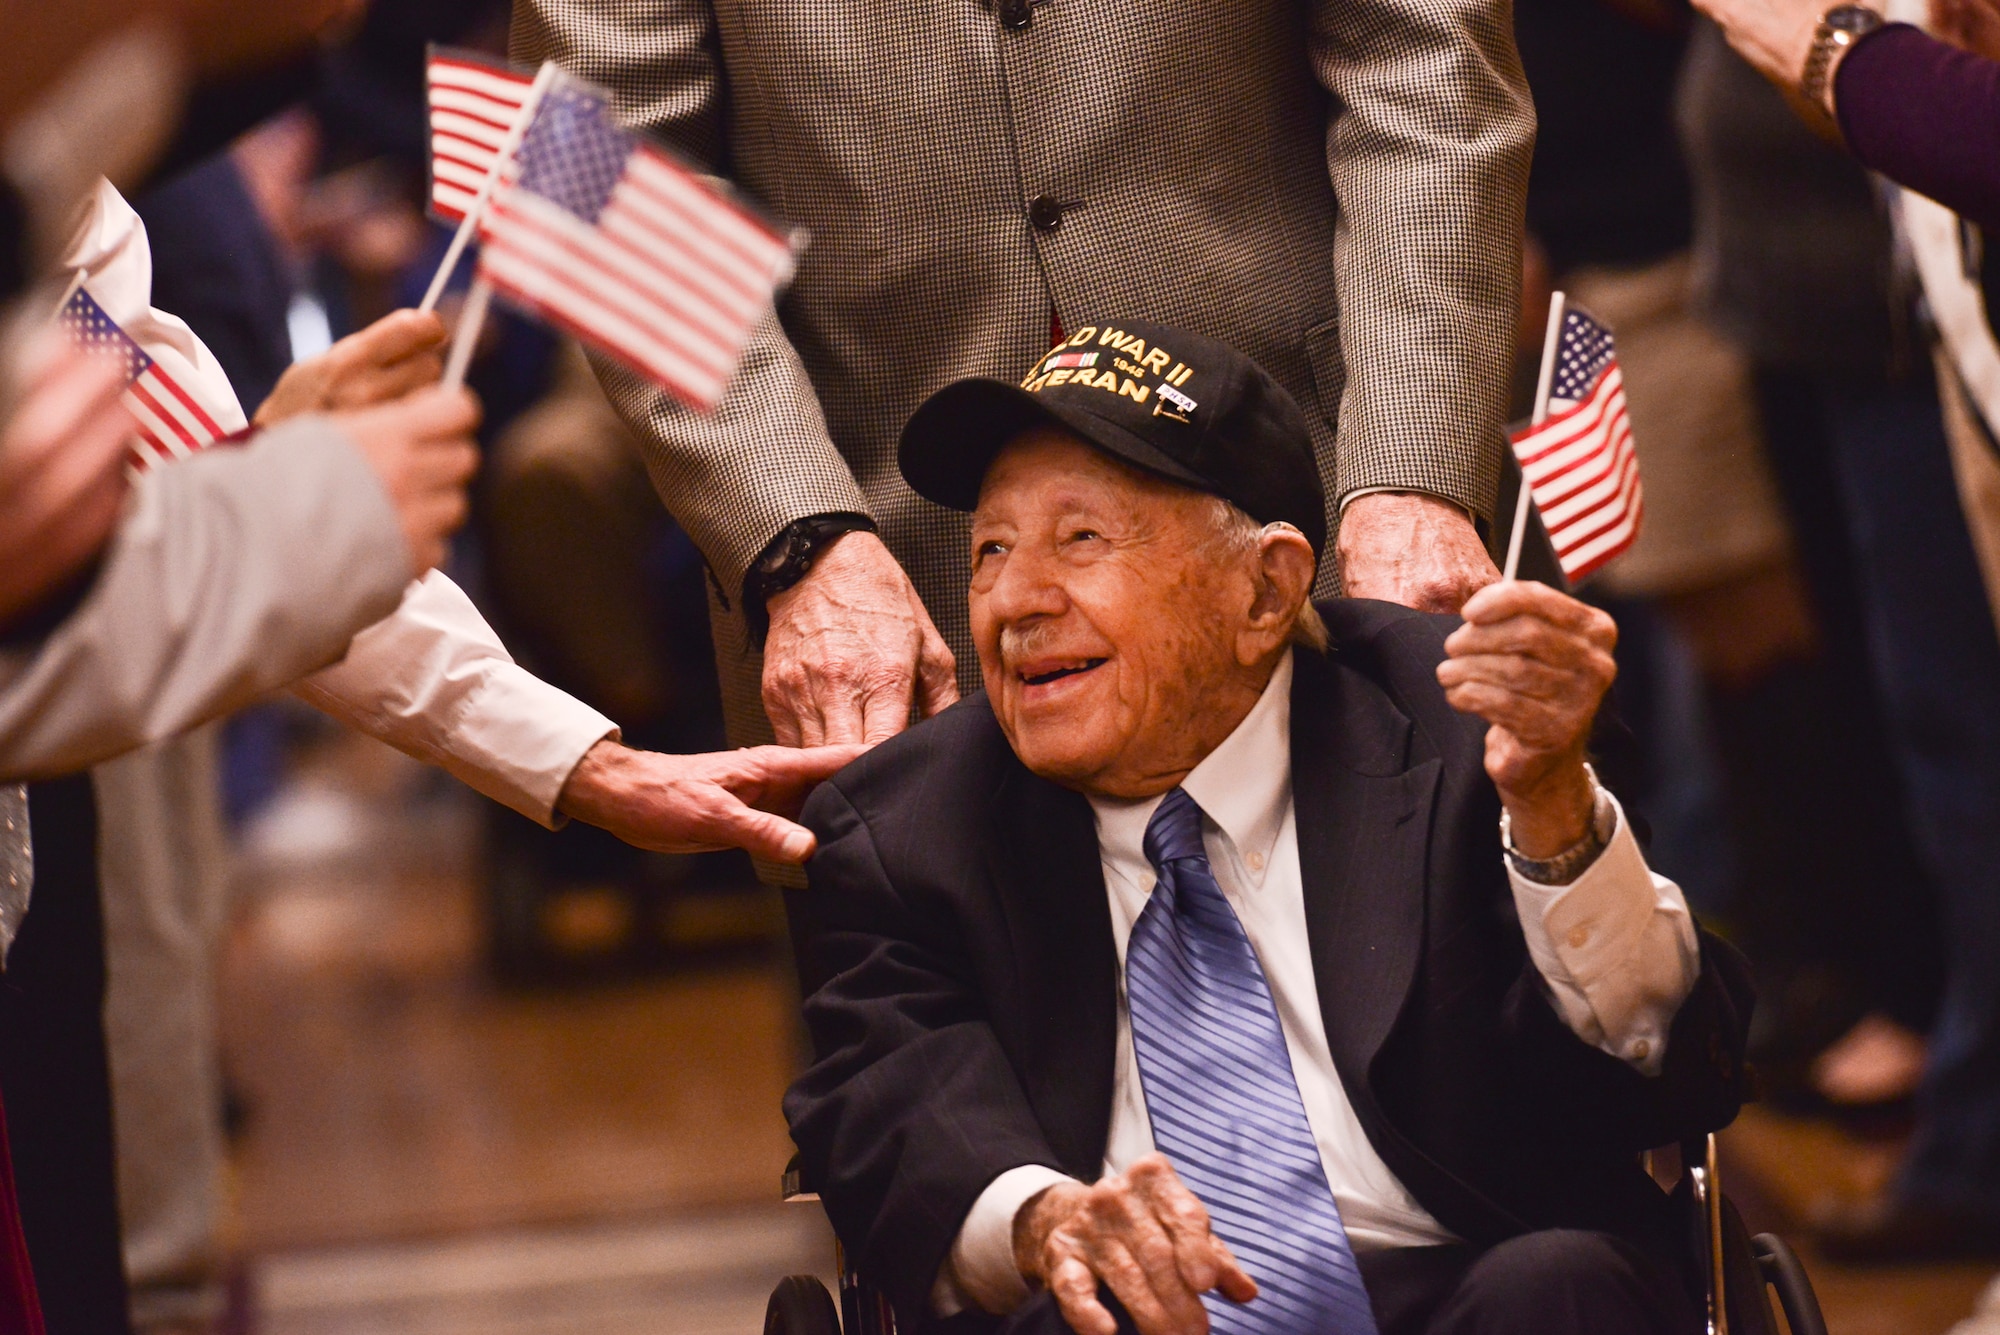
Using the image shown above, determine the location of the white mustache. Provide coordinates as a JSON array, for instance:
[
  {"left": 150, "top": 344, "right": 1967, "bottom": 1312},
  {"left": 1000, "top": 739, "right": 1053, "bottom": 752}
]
[{"left": 999, "top": 621, "right": 1071, "bottom": 664}]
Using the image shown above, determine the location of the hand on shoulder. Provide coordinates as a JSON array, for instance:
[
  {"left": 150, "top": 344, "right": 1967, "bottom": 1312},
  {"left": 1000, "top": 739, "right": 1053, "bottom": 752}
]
[
  {"left": 556, "top": 738, "right": 869, "bottom": 864},
  {"left": 1336, "top": 491, "right": 1498, "bottom": 615}
]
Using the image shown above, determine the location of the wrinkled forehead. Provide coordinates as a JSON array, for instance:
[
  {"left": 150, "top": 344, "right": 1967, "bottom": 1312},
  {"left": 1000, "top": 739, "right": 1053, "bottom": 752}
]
[{"left": 972, "top": 428, "right": 1199, "bottom": 522}]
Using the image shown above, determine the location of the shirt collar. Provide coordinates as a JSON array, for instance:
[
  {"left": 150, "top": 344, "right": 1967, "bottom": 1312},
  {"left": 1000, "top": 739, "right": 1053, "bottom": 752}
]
[{"left": 1088, "top": 650, "right": 1294, "bottom": 884}]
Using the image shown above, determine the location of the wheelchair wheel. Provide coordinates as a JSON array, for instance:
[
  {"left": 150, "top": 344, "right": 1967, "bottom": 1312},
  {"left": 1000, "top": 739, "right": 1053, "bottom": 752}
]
[
  {"left": 766, "top": 1274, "right": 842, "bottom": 1335},
  {"left": 1753, "top": 1234, "right": 1829, "bottom": 1335}
]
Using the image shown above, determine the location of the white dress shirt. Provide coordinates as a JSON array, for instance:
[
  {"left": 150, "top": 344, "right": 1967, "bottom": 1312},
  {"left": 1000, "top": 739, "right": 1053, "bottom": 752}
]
[{"left": 937, "top": 651, "right": 1702, "bottom": 1316}]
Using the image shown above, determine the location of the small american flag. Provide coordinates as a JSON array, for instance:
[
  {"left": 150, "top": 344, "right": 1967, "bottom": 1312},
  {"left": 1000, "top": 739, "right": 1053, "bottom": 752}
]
[
  {"left": 59, "top": 288, "right": 230, "bottom": 469},
  {"left": 476, "top": 70, "right": 798, "bottom": 410},
  {"left": 426, "top": 47, "right": 536, "bottom": 224},
  {"left": 1510, "top": 306, "right": 1642, "bottom": 581}
]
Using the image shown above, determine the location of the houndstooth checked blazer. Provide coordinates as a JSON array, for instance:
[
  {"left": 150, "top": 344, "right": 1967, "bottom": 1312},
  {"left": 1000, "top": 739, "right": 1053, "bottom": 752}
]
[{"left": 513, "top": 0, "right": 1533, "bottom": 749}]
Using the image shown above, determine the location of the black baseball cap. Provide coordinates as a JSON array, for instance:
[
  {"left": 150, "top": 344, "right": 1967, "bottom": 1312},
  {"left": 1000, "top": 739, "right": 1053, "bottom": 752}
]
[{"left": 898, "top": 318, "right": 1327, "bottom": 556}]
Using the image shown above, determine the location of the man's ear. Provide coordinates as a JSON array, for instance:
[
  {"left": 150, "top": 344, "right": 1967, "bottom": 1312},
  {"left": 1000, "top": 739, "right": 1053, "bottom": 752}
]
[{"left": 1239, "top": 524, "right": 1317, "bottom": 662}]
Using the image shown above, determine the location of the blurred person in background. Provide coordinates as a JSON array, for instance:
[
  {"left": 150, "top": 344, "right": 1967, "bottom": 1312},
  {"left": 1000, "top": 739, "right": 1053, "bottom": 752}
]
[
  {"left": 3, "top": 209, "right": 853, "bottom": 1335},
  {"left": 0, "top": 309, "right": 481, "bottom": 1335},
  {"left": 1695, "top": 0, "right": 2000, "bottom": 229},
  {"left": 1, "top": 23, "right": 475, "bottom": 1319},
  {"left": 1692, "top": 0, "right": 2000, "bottom": 645},
  {"left": 22, "top": 188, "right": 857, "bottom": 1335},
  {"left": 1518, "top": 0, "right": 1945, "bottom": 1122},
  {"left": 0, "top": 11, "right": 854, "bottom": 1333},
  {"left": 1679, "top": 10, "right": 2000, "bottom": 1258}
]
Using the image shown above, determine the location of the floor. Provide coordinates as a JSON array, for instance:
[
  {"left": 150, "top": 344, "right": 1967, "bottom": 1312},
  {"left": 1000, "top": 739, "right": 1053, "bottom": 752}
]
[{"left": 219, "top": 733, "right": 1998, "bottom": 1334}]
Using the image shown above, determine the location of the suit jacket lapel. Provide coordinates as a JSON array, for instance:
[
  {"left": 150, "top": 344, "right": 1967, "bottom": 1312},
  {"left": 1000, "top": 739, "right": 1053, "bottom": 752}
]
[
  {"left": 1291, "top": 648, "right": 1442, "bottom": 1089},
  {"left": 984, "top": 763, "right": 1120, "bottom": 1181}
]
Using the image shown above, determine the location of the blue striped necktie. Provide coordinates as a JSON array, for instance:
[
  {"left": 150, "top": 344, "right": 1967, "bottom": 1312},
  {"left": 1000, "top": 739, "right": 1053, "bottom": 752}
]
[{"left": 1125, "top": 787, "right": 1378, "bottom": 1335}]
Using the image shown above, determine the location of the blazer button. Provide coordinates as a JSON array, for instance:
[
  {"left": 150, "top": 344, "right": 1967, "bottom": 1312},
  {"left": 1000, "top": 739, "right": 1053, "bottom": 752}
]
[
  {"left": 999, "top": 0, "right": 1033, "bottom": 28},
  {"left": 1029, "top": 194, "right": 1067, "bottom": 231}
]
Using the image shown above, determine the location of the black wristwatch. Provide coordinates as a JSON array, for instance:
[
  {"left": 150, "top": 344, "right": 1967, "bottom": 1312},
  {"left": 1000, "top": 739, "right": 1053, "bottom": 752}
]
[
  {"left": 1800, "top": 4, "right": 1884, "bottom": 119},
  {"left": 743, "top": 512, "right": 878, "bottom": 647}
]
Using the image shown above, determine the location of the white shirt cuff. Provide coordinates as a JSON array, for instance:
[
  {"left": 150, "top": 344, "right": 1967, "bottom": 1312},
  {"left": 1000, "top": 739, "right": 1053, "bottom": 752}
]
[
  {"left": 932, "top": 1165, "right": 1075, "bottom": 1317},
  {"left": 1506, "top": 792, "right": 1701, "bottom": 1076}
]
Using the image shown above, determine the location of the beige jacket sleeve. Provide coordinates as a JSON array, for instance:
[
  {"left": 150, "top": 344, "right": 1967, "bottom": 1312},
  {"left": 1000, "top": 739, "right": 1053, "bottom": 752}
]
[
  {"left": 0, "top": 419, "right": 410, "bottom": 781},
  {"left": 1308, "top": 0, "right": 1534, "bottom": 518},
  {"left": 511, "top": 3, "right": 868, "bottom": 604},
  {"left": 295, "top": 572, "right": 618, "bottom": 827}
]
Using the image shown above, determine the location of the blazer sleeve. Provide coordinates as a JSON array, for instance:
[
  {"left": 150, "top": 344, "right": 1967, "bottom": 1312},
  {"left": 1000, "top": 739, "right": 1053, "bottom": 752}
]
[
  {"left": 511, "top": 1, "right": 870, "bottom": 608},
  {"left": 1306, "top": 0, "right": 1534, "bottom": 518},
  {"left": 0, "top": 419, "right": 410, "bottom": 780},
  {"left": 783, "top": 782, "right": 1067, "bottom": 1327}
]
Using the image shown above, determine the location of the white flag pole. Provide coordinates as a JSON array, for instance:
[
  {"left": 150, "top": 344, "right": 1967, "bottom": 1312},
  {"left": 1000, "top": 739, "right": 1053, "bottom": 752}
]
[
  {"left": 1503, "top": 289, "right": 1566, "bottom": 582},
  {"left": 418, "top": 61, "right": 557, "bottom": 316},
  {"left": 440, "top": 276, "right": 493, "bottom": 391}
]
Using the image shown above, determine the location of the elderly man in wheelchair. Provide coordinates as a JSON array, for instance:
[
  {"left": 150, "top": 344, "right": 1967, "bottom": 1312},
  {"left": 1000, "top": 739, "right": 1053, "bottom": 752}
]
[{"left": 777, "top": 322, "right": 1806, "bottom": 1335}]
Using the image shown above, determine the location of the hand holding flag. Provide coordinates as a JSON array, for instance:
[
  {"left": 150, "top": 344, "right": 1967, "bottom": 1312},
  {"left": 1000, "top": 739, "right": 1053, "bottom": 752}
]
[{"left": 0, "top": 338, "right": 135, "bottom": 627}]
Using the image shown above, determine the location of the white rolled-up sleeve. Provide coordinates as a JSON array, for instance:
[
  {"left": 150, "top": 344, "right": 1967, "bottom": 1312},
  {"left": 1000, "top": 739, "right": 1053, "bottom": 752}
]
[
  {"left": 931, "top": 1164, "right": 1075, "bottom": 1317},
  {"left": 294, "top": 571, "right": 618, "bottom": 827},
  {"left": 1507, "top": 793, "right": 1701, "bottom": 1077}
]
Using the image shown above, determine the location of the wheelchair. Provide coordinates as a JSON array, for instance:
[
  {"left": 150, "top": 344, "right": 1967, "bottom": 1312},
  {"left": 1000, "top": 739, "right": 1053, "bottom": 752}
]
[{"left": 765, "top": 1135, "right": 1828, "bottom": 1335}]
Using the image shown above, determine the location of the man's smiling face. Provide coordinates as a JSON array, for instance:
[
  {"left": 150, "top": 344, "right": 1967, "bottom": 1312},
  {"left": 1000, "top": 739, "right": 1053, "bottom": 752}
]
[{"left": 969, "top": 429, "right": 1268, "bottom": 799}]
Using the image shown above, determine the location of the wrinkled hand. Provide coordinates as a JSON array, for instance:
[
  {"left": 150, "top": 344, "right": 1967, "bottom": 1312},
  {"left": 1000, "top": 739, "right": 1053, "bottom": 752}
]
[
  {"left": 1437, "top": 581, "right": 1618, "bottom": 856},
  {"left": 762, "top": 531, "right": 958, "bottom": 746},
  {"left": 1337, "top": 491, "right": 1499, "bottom": 615},
  {"left": 556, "top": 739, "right": 868, "bottom": 863},
  {"left": 0, "top": 343, "right": 135, "bottom": 630},
  {"left": 256, "top": 310, "right": 447, "bottom": 427},
  {"left": 1012, "top": 1155, "right": 1257, "bottom": 1335},
  {"left": 332, "top": 385, "right": 480, "bottom": 577}
]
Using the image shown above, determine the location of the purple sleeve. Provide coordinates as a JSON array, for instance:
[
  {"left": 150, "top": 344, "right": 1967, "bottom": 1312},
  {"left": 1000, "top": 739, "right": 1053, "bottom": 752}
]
[{"left": 1838, "top": 23, "right": 2000, "bottom": 231}]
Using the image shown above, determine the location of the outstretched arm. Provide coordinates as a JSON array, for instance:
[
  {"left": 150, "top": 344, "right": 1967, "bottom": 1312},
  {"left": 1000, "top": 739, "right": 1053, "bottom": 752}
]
[{"left": 277, "top": 314, "right": 856, "bottom": 855}]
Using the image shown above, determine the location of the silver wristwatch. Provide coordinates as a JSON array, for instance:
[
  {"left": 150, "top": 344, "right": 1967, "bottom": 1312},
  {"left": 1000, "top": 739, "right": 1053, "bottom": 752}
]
[
  {"left": 1801, "top": 4, "right": 1885, "bottom": 117},
  {"left": 1501, "top": 765, "right": 1615, "bottom": 886}
]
